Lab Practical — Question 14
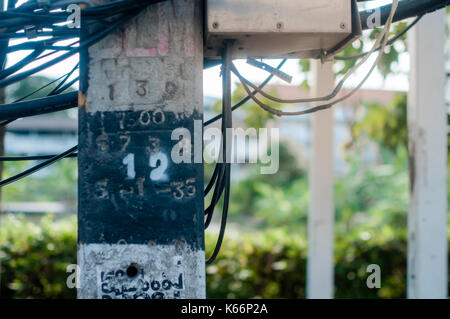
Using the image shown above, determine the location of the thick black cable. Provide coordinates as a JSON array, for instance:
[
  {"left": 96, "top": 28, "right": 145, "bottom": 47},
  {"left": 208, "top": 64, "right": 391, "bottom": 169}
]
[
  {"left": 360, "top": 0, "right": 450, "bottom": 30},
  {"left": 204, "top": 50, "right": 233, "bottom": 228},
  {"left": 0, "top": 67, "right": 79, "bottom": 127},
  {"left": 204, "top": 163, "right": 219, "bottom": 196},
  {"left": 204, "top": 161, "right": 226, "bottom": 228},
  {"left": 0, "top": 91, "right": 77, "bottom": 121},
  {"left": 206, "top": 40, "right": 233, "bottom": 265},
  {"left": 205, "top": 165, "right": 230, "bottom": 265}
]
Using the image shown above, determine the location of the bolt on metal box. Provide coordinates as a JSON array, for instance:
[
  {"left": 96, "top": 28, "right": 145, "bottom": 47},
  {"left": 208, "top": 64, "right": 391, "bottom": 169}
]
[{"left": 205, "top": 0, "right": 361, "bottom": 60}]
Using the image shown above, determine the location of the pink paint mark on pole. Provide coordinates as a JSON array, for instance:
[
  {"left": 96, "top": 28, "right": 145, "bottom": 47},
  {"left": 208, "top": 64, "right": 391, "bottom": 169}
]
[
  {"left": 124, "top": 21, "right": 158, "bottom": 57},
  {"left": 123, "top": 5, "right": 168, "bottom": 57}
]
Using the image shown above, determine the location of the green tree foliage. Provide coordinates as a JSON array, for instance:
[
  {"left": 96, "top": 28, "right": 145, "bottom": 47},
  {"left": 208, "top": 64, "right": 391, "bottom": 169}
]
[
  {"left": 352, "top": 93, "right": 408, "bottom": 152},
  {"left": 228, "top": 142, "right": 306, "bottom": 228},
  {"left": 334, "top": 149, "right": 410, "bottom": 237},
  {"left": 0, "top": 215, "right": 77, "bottom": 298}
]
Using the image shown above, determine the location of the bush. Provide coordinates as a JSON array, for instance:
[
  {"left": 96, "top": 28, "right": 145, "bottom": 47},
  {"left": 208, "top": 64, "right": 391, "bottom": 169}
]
[
  {"left": 206, "top": 227, "right": 411, "bottom": 299},
  {"left": 3, "top": 215, "right": 447, "bottom": 299},
  {"left": 0, "top": 215, "right": 77, "bottom": 299}
]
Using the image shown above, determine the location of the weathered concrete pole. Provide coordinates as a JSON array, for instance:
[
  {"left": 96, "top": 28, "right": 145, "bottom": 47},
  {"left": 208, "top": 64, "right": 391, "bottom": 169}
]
[{"left": 77, "top": 0, "right": 205, "bottom": 299}]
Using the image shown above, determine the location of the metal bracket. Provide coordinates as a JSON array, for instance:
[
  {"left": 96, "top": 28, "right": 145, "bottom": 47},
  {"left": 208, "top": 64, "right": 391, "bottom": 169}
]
[{"left": 246, "top": 58, "right": 292, "bottom": 83}]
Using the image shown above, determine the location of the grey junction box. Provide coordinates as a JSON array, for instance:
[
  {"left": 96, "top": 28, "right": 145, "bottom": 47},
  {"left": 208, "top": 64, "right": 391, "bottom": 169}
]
[{"left": 205, "top": 0, "right": 361, "bottom": 60}]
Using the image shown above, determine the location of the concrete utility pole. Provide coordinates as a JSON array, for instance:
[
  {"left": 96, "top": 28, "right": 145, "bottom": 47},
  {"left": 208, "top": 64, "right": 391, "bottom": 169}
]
[
  {"left": 77, "top": 0, "right": 205, "bottom": 298},
  {"left": 307, "top": 60, "right": 335, "bottom": 299},
  {"left": 407, "top": 9, "right": 447, "bottom": 299}
]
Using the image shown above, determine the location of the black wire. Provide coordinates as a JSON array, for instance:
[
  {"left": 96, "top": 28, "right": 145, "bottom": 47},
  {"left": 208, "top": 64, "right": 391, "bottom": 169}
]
[
  {"left": 49, "top": 63, "right": 79, "bottom": 96},
  {"left": 359, "top": 0, "right": 450, "bottom": 30},
  {"left": 206, "top": 165, "right": 230, "bottom": 265},
  {"left": 0, "top": 153, "right": 78, "bottom": 161},
  {"left": 52, "top": 76, "right": 78, "bottom": 95},
  {"left": 13, "top": 71, "right": 72, "bottom": 103},
  {"left": 0, "top": 145, "right": 78, "bottom": 188},
  {"left": 206, "top": 40, "right": 233, "bottom": 265},
  {"left": 204, "top": 59, "right": 287, "bottom": 126},
  {"left": 204, "top": 161, "right": 226, "bottom": 228}
]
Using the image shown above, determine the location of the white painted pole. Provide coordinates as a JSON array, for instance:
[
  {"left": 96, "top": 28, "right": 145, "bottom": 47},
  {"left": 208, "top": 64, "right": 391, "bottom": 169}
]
[
  {"left": 407, "top": 9, "right": 448, "bottom": 299},
  {"left": 307, "top": 60, "right": 335, "bottom": 299}
]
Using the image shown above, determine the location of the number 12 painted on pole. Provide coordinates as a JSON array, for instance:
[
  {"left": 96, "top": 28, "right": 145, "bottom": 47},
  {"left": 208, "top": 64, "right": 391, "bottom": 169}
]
[{"left": 123, "top": 152, "right": 168, "bottom": 181}]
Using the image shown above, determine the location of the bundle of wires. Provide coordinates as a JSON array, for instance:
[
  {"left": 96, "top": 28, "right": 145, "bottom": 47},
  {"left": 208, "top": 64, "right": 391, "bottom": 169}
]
[
  {"left": 0, "top": 0, "right": 167, "bottom": 186},
  {"left": 204, "top": 41, "right": 233, "bottom": 264},
  {"left": 0, "top": 0, "right": 169, "bottom": 120}
]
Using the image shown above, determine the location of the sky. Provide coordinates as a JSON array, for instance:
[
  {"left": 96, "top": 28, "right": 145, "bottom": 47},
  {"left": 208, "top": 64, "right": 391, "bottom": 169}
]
[{"left": 5, "top": 0, "right": 411, "bottom": 100}]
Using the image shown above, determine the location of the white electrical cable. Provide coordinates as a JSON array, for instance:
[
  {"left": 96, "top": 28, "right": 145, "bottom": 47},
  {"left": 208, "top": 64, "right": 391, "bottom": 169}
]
[{"left": 318, "top": 0, "right": 399, "bottom": 108}]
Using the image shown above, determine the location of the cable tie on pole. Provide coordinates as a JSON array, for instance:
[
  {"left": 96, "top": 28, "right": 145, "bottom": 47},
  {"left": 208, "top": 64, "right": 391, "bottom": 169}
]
[{"left": 24, "top": 25, "right": 38, "bottom": 39}]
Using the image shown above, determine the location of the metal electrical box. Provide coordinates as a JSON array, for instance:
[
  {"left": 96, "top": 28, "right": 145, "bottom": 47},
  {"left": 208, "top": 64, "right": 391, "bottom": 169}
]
[{"left": 205, "top": 0, "right": 361, "bottom": 59}]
